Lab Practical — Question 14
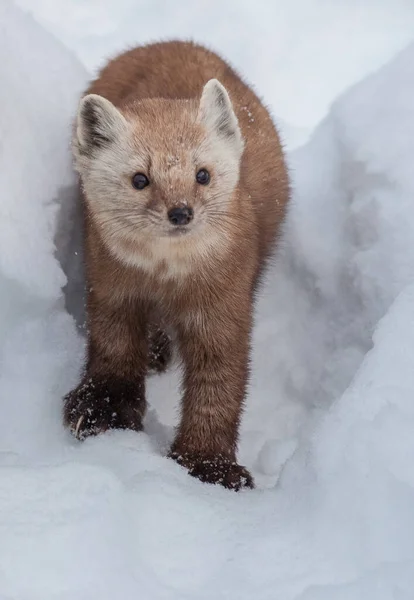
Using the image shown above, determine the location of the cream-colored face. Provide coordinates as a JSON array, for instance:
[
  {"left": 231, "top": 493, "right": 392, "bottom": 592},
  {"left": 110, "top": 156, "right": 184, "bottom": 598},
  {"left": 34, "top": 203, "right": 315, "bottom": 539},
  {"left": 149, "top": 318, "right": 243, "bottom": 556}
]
[{"left": 74, "top": 79, "right": 244, "bottom": 275}]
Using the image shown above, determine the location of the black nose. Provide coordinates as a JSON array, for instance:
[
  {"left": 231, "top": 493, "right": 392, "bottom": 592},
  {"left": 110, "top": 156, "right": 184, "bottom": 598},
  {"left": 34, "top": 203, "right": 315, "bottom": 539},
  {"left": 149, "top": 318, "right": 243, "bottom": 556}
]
[{"left": 168, "top": 206, "right": 194, "bottom": 226}]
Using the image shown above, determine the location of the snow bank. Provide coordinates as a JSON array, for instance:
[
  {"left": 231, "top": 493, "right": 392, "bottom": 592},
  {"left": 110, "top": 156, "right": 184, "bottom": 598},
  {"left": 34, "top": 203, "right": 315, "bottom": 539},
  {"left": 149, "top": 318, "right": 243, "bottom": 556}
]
[
  {"left": 2, "top": 1, "right": 414, "bottom": 598},
  {"left": 246, "top": 40, "right": 414, "bottom": 595},
  {"left": 0, "top": 0, "right": 87, "bottom": 455},
  {"left": 246, "top": 40, "right": 414, "bottom": 476},
  {"left": 15, "top": 0, "right": 414, "bottom": 150}
]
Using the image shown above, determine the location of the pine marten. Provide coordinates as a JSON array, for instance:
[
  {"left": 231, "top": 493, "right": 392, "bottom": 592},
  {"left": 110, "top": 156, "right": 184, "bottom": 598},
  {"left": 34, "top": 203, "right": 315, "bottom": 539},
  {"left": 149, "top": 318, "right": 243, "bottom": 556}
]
[{"left": 64, "top": 41, "right": 289, "bottom": 490}]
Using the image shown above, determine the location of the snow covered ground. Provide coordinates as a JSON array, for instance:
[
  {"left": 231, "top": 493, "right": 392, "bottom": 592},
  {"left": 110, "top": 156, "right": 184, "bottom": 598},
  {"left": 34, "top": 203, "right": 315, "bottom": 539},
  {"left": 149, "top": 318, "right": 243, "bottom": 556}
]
[
  {"left": 14, "top": 0, "right": 414, "bottom": 150},
  {"left": 2, "top": 0, "right": 414, "bottom": 598}
]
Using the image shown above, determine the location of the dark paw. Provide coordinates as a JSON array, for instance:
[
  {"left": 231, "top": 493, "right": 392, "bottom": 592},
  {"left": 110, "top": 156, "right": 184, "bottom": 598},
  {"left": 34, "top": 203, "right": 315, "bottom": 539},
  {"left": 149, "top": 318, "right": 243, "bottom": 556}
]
[
  {"left": 169, "top": 451, "right": 254, "bottom": 491},
  {"left": 63, "top": 376, "right": 146, "bottom": 440},
  {"left": 147, "top": 328, "right": 172, "bottom": 374}
]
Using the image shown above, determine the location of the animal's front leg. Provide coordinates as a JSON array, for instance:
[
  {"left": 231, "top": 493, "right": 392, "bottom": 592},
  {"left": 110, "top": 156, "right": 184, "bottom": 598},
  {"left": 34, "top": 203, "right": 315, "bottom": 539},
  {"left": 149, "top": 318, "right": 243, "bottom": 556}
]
[
  {"left": 64, "top": 297, "right": 148, "bottom": 440},
  {"left": 170, "top": 302, "right": 254, "bottom": 490}
]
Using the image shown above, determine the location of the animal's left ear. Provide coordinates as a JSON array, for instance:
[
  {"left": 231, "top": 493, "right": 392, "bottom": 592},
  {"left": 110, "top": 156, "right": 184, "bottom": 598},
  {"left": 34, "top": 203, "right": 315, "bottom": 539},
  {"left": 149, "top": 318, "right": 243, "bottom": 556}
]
[{"left": 198, "top": 79, "right": 244, "bottom": 159}]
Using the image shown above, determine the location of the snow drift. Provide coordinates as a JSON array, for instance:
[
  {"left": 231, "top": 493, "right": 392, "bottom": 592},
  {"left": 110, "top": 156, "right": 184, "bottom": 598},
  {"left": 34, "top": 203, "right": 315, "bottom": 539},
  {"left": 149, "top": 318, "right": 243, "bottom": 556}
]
[
  {"left": 15, "top": 0, "right": 414, "bottom": 150},
  {"left": 1, "top": 0, "right": 414, "bottom": 597},
  {"left": 0, "top": 0, "right": 87, "bottom": 456}
]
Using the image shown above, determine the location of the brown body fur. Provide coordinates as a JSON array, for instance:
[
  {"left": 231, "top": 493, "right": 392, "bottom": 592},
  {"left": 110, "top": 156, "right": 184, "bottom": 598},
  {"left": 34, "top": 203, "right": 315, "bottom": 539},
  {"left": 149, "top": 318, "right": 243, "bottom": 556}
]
[{"left": 64, "top": 41, "right": 289, "bottom": 490}]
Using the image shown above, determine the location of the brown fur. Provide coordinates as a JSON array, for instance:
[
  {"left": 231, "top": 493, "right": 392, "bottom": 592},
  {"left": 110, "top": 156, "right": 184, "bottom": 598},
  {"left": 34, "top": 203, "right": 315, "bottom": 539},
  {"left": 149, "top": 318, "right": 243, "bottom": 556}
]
[{"left": 64, "top": 41, "right": 289, "bottom": 490}]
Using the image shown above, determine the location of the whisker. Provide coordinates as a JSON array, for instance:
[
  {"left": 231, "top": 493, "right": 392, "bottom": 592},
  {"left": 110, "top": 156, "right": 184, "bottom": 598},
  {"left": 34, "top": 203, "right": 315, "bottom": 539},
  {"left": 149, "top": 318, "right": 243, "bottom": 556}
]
[{"left": 206, "top": 211, "right": 248, "bottom": 225}]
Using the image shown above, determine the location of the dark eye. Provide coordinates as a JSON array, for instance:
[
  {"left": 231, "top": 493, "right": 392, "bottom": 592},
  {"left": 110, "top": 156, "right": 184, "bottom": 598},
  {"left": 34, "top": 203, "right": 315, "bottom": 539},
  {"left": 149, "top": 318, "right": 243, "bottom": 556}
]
[
  {"left": 196, "top": 169, "right": 210, "bottom": 185},
  {"left": 132, "top": 172, "right": 149, "bottom": 190}
]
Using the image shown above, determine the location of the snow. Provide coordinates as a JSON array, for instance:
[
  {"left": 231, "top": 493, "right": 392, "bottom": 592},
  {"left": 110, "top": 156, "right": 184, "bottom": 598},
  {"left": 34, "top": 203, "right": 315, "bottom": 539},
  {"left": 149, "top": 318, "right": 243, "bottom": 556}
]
[
  {"left": 13, "top": 0, "right": 414, "bottom": 150},
  {"left": 2, "top": 0, "right": 414, "bottom": 598},
  {"left": 0, "top": 0, "right": 87, "bottom": 460}
]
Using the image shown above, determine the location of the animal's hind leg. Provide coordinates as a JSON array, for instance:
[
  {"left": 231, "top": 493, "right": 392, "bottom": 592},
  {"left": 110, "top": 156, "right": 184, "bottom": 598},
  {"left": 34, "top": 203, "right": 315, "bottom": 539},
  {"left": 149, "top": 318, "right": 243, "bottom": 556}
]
[{"left": 148, "top": 326, "right": 172, "bottom": 374}]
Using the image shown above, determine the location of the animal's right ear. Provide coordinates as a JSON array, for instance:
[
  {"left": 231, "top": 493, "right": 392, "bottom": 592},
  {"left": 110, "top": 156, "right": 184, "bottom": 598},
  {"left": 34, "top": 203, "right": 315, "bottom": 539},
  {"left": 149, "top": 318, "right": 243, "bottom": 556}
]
[{"left": 76, "top": 94, "right": 127, "bottom": 157}]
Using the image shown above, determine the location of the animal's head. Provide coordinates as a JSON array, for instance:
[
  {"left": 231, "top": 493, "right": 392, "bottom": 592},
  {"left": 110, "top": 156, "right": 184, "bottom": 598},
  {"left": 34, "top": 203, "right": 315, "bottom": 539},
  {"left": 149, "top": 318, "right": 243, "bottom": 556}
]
[{"left": 74, "top": 79, "right": 244, "bottom": 272}]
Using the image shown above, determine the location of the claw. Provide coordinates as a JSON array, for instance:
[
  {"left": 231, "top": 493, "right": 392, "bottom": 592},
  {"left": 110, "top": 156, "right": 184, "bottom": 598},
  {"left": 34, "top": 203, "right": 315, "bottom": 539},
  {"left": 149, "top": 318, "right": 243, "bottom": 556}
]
[{"left": 74, "top": 415, "right": 84, "bottom": 439}]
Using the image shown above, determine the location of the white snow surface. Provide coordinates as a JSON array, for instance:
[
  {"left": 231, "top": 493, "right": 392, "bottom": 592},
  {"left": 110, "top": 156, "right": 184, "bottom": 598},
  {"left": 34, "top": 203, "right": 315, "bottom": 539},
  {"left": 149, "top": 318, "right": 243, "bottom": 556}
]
[
  {"left": 2, "top": 0, "right": 414, "bottom": 598},
  {"left": 13, "top": 0, "right": 414, "bottom": 150}
]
